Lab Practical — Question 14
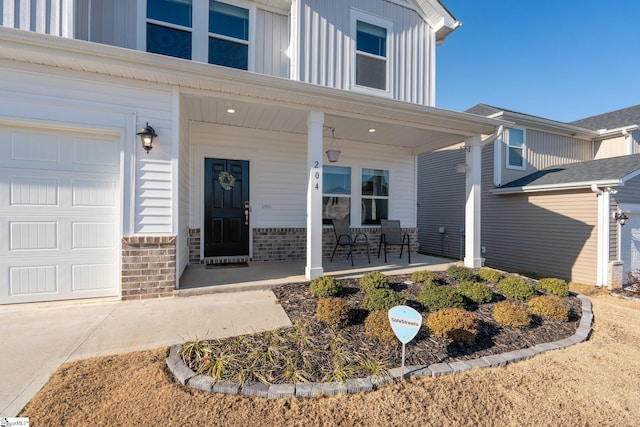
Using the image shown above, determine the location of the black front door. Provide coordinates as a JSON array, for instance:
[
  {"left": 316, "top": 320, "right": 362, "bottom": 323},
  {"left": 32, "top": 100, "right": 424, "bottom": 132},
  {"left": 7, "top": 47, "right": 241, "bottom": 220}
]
[{"left": 204, "top": 158, "right": 250, "bottom": 257}]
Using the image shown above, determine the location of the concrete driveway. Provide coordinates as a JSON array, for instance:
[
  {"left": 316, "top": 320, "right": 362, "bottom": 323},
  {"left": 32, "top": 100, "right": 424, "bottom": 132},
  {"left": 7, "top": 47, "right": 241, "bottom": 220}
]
[{"left": 0, "top": 290, "right": 291, "bottom": 416}]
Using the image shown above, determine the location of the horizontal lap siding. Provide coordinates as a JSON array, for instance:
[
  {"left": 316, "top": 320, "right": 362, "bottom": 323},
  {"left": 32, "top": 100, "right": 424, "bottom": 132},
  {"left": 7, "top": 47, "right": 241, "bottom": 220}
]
[
  {"left": 417, "top": 147, "right": 465, "bottom": 258},
  {"left": 299, "top": 0, "right": 432, "bottom": 104},
  {"left": 483, "top": 189, "right": 598, "bottom": 284},
  {"left": 0, "top": 65, "right": 174, "bottom": 235},
  {"left": 190, "top": 122, "right": 416, "bottom": 229}
]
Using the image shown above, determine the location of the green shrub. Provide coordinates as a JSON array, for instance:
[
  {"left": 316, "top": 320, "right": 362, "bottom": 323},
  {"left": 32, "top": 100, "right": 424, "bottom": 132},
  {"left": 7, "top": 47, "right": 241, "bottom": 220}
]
[
  {"left": 497, "top": 277, "right": 535, "bottom": 300},
  {"left": 457, "top": 281, "right": 493, "bottom": 304},
  {"left": 426, "top": 308, "right": 477, "bottom": 344},
  {"left": 364, "top": 311, "right": 398, "bottom": 346},
  {"left": 477, "top": 268, "right": 502, "bottom": 283},
  {"left": 411, "top": 270, "right": 436, "bottom": 285},
  {"left": 316, "top": 297, "right": 351, "bottom": 328},
  {"left": 493, "top": 301, "right": 531, "bottom": 328},
  {"left": 309, "top": 276, "right": 342, "bottom": 298},
  {"left": 362, "top": 288, "right": 406, "bottom": 312},
  {"left": 528, "top": 296, "right": 570, "bottom": 322},
  {"left": 418, "top": 284, "right": 465, "bottom": 312},
  {"left": 537, "top": 278, "right": 570, "bottom": 297},
  {"left": 447, "top": 265, "right": 475, "bottom": 282},
  {"left": 359, "top": 271, "right": 390, "bottom": 292}
]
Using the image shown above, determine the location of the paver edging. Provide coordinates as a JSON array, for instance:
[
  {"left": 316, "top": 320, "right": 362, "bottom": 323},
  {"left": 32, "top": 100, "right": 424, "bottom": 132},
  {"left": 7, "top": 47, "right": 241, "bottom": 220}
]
[{"left": 166, "top": 293, "right": 593, "bottom": 398}]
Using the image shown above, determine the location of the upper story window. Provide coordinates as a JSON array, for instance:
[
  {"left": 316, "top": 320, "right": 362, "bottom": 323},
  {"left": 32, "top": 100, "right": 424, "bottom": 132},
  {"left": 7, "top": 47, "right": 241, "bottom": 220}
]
[
  {"left": 506, "top": 128, "right": 526, "bottom": 169},
  {"left": 352, "top": 11, "right": 392, "bottom": 94},
  {"left": 361, "top": 168, "right": 389, "bottom": 225},
  {"left": 147, "top": 0, "right": 193, "bottom": 60},
  {"left": 323, "top": 166, "right": 352, "bottom": 225},
  {"left": 146, "top": 0, "right": 252, "bottom": 70},
  {"left": 209, "top": 1, "right": 249, "bottom": 70}
]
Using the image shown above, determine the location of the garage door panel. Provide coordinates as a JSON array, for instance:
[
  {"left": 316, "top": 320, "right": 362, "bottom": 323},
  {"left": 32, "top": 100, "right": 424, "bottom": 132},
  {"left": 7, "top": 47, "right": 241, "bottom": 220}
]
[
  {"left": 9, "top": 265, "right": 58, "bottom": 296},
  {"left": 1, "top": 126, "right": 121, "bottom": 304}
]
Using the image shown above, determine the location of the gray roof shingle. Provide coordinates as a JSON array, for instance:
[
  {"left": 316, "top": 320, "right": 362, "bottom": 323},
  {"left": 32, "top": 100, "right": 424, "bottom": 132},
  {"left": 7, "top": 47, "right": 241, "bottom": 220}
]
[
  {"left": 568, "top": 105, "right": 640, "bottom": 130},
  {"left": 500, "top": 154, "right": 640, "bottom": 189}
]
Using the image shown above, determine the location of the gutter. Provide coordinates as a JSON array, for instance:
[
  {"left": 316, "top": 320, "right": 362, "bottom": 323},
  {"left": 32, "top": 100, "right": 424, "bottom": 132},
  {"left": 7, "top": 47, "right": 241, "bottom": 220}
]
[{"left": 491, "top": 179, "right": 621, "bottom": 195}]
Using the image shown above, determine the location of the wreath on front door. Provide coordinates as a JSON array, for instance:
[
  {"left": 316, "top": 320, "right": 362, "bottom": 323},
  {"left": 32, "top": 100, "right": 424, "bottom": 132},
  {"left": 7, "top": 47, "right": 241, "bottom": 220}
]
[{"left": 218, "top": 171, "right": 236, "bottom": 191}]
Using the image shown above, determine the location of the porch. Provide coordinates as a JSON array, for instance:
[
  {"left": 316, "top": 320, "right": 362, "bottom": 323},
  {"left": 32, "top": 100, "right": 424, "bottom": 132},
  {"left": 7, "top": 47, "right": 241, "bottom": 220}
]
[{"left": 176, "top": 253, "right": 458, "bottom": 296}]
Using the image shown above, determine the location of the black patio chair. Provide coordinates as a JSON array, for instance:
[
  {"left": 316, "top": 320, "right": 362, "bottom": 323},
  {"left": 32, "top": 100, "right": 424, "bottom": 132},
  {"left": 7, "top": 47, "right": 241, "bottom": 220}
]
[
  {"left": 330, "top": 219, "right": 371, "bottom": 266},
  {"left": 377, "top": 219, "right": 411, "bottom": 263}
]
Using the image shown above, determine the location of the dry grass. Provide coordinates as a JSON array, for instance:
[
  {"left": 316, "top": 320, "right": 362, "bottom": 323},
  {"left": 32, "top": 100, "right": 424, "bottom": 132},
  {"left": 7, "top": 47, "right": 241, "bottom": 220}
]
[{"left": 21, "top": 288, "right": 640, "bottom": 427}]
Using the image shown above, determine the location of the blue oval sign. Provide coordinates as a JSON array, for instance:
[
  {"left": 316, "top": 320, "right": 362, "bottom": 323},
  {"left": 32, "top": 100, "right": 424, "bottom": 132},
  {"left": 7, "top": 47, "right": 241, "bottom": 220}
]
[{"left": 388, "top": 305, "right": 422, "bottom": 344}]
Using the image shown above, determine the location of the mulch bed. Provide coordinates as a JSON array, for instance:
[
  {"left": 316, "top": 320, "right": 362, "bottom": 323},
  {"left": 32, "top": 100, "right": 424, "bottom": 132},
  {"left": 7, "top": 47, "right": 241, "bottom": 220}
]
[{"left": 272, "top": 273, "right": 581, "bottom": 368}]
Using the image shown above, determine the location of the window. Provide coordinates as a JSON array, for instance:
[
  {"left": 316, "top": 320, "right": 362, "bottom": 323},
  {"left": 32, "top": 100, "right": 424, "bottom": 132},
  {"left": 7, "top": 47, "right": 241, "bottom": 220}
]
[
  {"left": 323, "top": 166, "right": 351, "bottom": 225},
  {"left": 506, "top": 128, "right": 526, "bottom": 169},
  {"left": 146, "top": 0, "right": 251, "bottom": 70},
  {"left": 355, "top": 19, "right": 389, "bottom": 91},
  {"left": 208, "top": 0, "right": 249, "bottom": 70},
  {"left": 361, "top": 169, "right": 389, "bottom": 225},
  {"left": 146, "top": 0, "right": 193, "bottom": 60}
]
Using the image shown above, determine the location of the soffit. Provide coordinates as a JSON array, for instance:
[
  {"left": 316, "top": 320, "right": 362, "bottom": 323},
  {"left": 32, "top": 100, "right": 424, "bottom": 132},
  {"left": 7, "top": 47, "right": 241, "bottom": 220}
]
[{"left": 0, "top": 27, "right": 508, "bottom": 154}]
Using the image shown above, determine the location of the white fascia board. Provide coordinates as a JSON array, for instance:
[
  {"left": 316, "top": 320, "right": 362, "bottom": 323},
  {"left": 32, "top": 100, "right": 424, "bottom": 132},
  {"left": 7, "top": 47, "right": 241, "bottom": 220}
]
[
  {"left": 619, "top": 168, "right": 640, "bottom": 186},
  {"left": 593, "top": 125, "right": 639, "bottom": 141},
  {"left": 491, "top": 180, "right": 621, "bottom": 195},
  {"left": 490, "top": 111, "right": 597, "bottom": 139}
]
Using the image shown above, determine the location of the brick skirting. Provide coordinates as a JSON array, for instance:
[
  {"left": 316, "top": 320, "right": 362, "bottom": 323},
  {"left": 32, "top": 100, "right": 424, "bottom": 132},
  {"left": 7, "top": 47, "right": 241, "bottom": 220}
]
[
  {"left": 121, "top": 235, "right": 176, "bottom": 300},
  {"left": 188, "top": 227, "right": 418, "bottom": 264}
]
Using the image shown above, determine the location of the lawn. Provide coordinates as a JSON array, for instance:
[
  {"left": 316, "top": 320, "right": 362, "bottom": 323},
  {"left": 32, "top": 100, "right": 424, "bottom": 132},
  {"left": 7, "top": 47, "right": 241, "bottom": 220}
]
[{"left": 20, "top": 283, "right": 640, "bottom": 426}]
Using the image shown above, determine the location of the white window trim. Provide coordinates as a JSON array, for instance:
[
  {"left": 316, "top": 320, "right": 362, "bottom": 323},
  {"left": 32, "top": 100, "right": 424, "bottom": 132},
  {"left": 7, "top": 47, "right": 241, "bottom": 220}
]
[
  {"left": 350, "top": 9, "right": 393, "bottom": 97},
  {"left": 139, "top": 0, "right": 255, "bottom": 71},
  {"left": 506, "top": 127, "right": 526, "bottom": 170}
]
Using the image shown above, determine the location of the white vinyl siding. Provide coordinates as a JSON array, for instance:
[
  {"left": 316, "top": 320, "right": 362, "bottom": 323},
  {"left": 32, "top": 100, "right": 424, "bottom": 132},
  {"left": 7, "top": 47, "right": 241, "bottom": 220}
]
[
  {"left": 0, "top": 63, "right": 174, "bottom": 236},
  {"left": 75, "top": 0, "right": 138, "bottom": 48},
  {"left": 255, "top": 9, "right": 289, "bottom": 78},
  {"left": 593, "top": 136, "right": 627, "bottom": 159},
  {"left": 189, "top": 121, "right": 416, "bottom": 231},
  {"left": 297, "top": 0, "right": 434, "bottom": 105}
]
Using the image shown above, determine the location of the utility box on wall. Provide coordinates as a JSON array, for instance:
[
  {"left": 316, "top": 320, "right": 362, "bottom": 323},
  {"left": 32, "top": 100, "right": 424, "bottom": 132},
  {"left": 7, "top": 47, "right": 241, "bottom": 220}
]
[{"left": 608, "top": 260, "right": 624, "bottom": 290}]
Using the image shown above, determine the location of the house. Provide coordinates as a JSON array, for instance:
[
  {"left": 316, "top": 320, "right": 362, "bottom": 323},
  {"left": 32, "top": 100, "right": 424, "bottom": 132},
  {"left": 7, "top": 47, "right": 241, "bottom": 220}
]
[
  {"left": 0, "top": 0, "right": 508, "bottom": 304},
  {"left": 418, "top": 103, "right": 640, "bottom": 287}
]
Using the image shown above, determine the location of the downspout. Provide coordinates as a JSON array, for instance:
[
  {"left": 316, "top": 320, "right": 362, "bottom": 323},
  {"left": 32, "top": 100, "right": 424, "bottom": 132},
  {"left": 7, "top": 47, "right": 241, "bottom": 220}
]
[
  {"left": 591, "top": 184, "right": 611, "bottom": 287},
  {"left": 622, "top": 128, "right": 631, "bottom": 155}
]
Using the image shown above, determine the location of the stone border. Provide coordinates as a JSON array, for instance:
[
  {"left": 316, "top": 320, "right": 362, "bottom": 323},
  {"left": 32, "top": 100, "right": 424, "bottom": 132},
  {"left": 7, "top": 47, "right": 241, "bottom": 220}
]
[{"left": 166, "top": 294, "right": 593, "bottom": 399}]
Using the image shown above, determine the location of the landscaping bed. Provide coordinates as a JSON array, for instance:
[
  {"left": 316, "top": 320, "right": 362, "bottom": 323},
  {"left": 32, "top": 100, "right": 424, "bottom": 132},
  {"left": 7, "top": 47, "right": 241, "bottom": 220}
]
[{"left": 178, "top": 269, "right": 581, "bottom": 385}]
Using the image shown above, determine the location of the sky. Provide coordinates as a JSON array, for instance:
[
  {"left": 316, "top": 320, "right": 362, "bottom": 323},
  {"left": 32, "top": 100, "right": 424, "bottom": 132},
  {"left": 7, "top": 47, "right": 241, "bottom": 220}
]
[{"left": 435, "top": 1, "right": 640, "bottom": 123}]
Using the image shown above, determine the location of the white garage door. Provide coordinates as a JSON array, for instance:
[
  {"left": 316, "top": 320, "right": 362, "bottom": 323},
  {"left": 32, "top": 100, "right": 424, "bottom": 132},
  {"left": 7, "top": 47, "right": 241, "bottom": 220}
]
[
  {"left": 620, "top": 212, "right": 640, "bottom": 284},
  {"left": 0, "top": 126, "right": 121, "bottom": 304}
]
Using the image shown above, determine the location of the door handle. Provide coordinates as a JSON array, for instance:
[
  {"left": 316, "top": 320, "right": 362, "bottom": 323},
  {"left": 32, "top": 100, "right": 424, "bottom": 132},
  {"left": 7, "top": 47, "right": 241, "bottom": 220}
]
[{"left": 244, "top": 201, "right": 250, "bottom": 225}]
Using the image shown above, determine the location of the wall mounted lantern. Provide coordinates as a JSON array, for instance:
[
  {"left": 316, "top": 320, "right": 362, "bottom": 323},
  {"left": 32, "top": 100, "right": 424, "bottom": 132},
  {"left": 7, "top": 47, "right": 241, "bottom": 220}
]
[
  {"left": 324, "top": 126, "right": 340, "bottom": 163},
  {"left": 614, "top": 211, "right": 628, "bottom": 226},
  {"left": 137, "top": 122, "right": 157, "bottom": 153}
]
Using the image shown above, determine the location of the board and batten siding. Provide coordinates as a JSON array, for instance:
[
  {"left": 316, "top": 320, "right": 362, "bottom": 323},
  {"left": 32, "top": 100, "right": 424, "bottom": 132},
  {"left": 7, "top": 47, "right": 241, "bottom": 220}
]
[
  {"left": 0, "top": 63, "right": 174, "bottom": 236},
  {"left": 298, "top": 0, "right": 433, "bottom": 105},
  {"left": 189, "top": 121, "right": 416, "bottom": 232},
  {"left": 0, "top": 0, "right": 74, "bottom": 36},
  {"left": 417, "top": 147, "right": 465, "bottom": 259},
  {"left": 256, "top": 9, "right": 289, "bottom": 78},
  {"left": 500, "top": 130, "right": 591, "bottom": 186},
  {"left": 75, "top": 0, "right": 137, "bottom": 48}
]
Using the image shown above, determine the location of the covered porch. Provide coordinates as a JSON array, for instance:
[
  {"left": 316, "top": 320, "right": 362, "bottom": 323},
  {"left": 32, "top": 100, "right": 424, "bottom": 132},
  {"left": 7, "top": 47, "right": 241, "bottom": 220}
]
[{"left": 177, "top": 252, "right": 459, "bottom": 296}]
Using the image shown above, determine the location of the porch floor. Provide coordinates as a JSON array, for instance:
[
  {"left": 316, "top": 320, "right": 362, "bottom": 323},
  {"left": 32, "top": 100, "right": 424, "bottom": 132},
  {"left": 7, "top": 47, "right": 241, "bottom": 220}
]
[{"left": 177, "top": 253, "right": 458, "bottom": 297}]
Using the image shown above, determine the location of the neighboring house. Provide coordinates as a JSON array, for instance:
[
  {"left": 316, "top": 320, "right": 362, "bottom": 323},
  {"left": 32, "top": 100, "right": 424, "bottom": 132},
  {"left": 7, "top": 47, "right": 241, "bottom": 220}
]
[
  {"left": 0, "top": 0, "right": 507, "bottom": 304},
  {"left": 418, "top": 104, "right": 640, "bottom": 286}
]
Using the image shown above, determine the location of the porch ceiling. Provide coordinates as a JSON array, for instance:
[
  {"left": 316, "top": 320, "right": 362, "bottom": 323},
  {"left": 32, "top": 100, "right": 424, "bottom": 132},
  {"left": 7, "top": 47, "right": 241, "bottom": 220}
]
[{"left": 0, "top": 27, "right": 511, "bottom": 154}]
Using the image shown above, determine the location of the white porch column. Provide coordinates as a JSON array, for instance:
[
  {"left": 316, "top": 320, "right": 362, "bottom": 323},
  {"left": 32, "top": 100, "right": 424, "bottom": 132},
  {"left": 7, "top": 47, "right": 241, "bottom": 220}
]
[
  {"left": 464, "top": 135, "right": 483, "bottom": 268},
  {"left": 595, "top": 187, "right": 611, "bottom": 287},
  {"left": 306, "top": 111, "right": 324, "bottom": 280}
]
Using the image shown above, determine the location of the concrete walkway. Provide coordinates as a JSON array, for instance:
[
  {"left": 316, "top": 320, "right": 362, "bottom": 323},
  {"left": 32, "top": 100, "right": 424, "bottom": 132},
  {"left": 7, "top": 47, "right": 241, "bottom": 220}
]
[{"left": 0, "top": 290, "right": 291, "bottom": 417}]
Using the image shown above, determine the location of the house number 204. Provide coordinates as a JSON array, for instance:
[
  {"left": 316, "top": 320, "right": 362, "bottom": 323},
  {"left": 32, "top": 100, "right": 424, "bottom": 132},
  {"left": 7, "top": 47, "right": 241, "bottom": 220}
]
[{"left": 313, "top": 161, "right": 320, "bottom": 190}]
